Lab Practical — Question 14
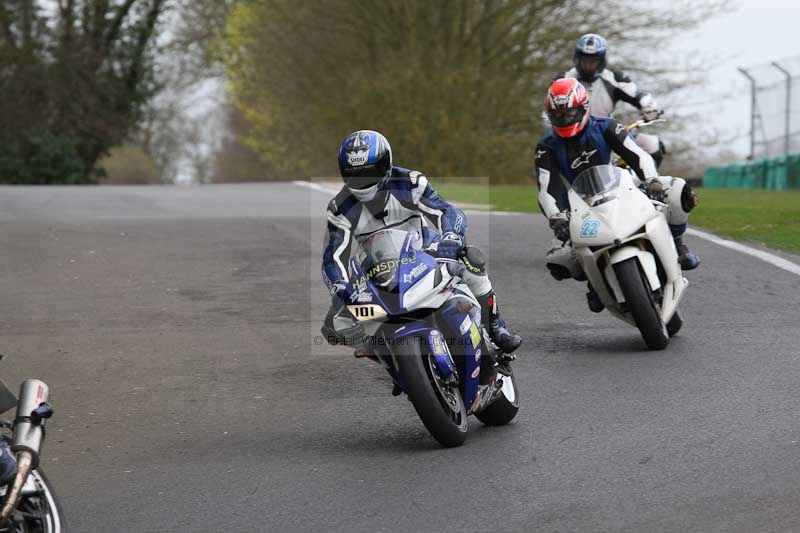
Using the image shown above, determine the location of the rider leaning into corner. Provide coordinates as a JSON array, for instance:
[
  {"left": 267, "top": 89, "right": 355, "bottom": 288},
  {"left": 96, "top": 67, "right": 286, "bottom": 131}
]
[
  {"left": 534, "top": 78, "right": 700, "bottom": 313},
  {"left": 555, "top": 33, "right": 667, "bottom": 168},
  {"left": 320, "top": 130, "right": 523, "bottom": 359}
]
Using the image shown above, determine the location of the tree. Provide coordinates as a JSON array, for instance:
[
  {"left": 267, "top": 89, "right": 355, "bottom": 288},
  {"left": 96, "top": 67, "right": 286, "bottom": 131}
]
[
  {"left": 218, "top": 0, "right": 724, "bottom": 182},
  {"left": 0, "top": 0, "right": 169, "bottom": 184}
]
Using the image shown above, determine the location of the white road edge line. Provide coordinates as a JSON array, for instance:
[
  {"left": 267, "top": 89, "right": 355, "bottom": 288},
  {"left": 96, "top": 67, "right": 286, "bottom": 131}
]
[
  {"left": 292, "top": 180, "right": 525, "bottom": 216},
  {"left": 292, "top": 180, "right": 338, "bottom": 194},
  {"left": 293, "top": 180, "right": 800, "bottom": 276},
  {"left": 685, "top": 227, "right": 800, "bottom": 276}
]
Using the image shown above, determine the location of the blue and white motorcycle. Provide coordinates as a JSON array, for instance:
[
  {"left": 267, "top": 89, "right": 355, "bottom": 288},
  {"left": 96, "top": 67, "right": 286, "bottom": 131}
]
[{"left": 330, "top": 228, "right": 519, "bottom": 447}]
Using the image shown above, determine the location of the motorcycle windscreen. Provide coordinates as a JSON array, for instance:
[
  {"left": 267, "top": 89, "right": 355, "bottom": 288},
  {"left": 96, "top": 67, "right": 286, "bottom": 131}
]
[
  {"left": 0, "top": 379, "right": 17, "bottom": 415},
  {"left": 351, "top": 228, "right": 427, "bottom": 313},
  {"left": 354, "top": 229, "right": 418, "bottom": 292},
  {"left": 572, "top": 164, "right": 621, "bottom": 206}
]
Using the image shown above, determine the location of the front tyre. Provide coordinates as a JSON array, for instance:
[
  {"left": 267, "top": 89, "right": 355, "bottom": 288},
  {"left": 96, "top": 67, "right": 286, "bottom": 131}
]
[
  {"left": 474, "top": 364, "right": 519, "bottom": 426},
  {"left": 614, "top": 258, "right": 669, "bottom": 350},
  {"left": 395, "top": 339, "right": 468, "bottom": 447}
]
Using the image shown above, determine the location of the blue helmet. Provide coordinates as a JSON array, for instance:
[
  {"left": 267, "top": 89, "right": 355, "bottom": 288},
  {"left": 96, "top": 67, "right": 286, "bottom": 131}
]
[
  {"left": 338, "top": 130, "right": 392, "bottom": 191},
  {"left": 573, "top": 33, "right": 608, "bottom": 81}
]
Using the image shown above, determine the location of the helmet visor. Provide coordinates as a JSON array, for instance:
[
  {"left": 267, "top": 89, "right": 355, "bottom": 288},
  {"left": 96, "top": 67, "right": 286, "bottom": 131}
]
[
  {"left": 577, "top": 56, "right": 601, "bottom": 78},
  {"left": 547, "top": 106, "right": 586, "bottom": 128},
  {"left": 343, "top": 165, "right": 384, "bottom": 189}
]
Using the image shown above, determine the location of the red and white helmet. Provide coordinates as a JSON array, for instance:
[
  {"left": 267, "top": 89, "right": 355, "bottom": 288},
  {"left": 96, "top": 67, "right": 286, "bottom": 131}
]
[{"left": 545, "top": 78, "right": 590, "bottom": 138}]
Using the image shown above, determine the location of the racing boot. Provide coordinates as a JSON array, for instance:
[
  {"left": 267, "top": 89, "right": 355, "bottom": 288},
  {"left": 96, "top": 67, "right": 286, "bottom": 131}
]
[
  {"left": 674, "top": 236, "right": 700, "bottom": 270},
  {"left": 586, "top": 283, "right": 604, "bottom": 313},
  {"left": 477, "top": 291, "right": 522, "bottom": 354}
]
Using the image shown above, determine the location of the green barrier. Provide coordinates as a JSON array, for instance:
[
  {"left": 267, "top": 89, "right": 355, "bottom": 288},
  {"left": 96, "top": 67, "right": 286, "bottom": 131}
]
[{"left": 704, "top": 153, "right": 800, "bottom": 189}]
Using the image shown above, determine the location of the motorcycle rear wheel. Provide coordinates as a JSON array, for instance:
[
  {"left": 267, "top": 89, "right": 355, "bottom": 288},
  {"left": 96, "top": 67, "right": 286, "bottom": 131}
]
[
  {"left": 474, "top": 364, "right": 519, "bottom": 426},
  {"left": 5, "top": 468, "right": 67, "bottom": 533}
]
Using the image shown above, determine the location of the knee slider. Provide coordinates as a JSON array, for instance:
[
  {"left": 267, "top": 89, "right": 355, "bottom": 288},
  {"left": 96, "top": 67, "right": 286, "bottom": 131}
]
[
  {"left": 462, "top": 245, "right": 487, "bottom": 275},
  {"left": 680, "top": 182, "right": 698, "bottom": 213}
]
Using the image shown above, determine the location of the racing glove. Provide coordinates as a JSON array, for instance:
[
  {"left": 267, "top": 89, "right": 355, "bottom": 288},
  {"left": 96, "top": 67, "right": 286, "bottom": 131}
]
[
  {"left": 427, "top": 232, "right": 464, "bottom": 259},
  {"left": 548, "top": 212, "right": 570, "bottom": 242},
  {"left": 639, "top": 94, "right": 663, "bottom": 122},
  {"left": 644, "top": 179, "right": 666, "bottom": 203},
  {"left": 329, "top": 282, "right": 349, "bottom": 307}
]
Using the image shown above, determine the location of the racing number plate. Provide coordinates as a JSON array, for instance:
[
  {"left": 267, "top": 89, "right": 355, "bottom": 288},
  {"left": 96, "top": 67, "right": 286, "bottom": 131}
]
[{"left": 347, "top": 304, "right": 388, "bottom": 322}]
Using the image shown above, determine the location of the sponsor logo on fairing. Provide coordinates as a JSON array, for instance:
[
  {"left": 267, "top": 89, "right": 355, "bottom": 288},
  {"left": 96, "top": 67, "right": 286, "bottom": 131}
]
[
  {"left": 459, "top": 315, "right": 472, "bottom": 334},
  {"left": 357, "top": 292, "right": 373, "bottom": 303},
  {"left": 471, "top": 367, "right": 481, "bottom": 379},
  {"left": 469, "top": 323, "right": 482, "bottom": 348},
  {"left": 474, "top": 348, "right": 481, "bottom": 362},
  {"left": 365, "top": 257, "right": 417, "bottom": 280},
  {"left": 409, "top": 263, "right": 428, "bottom": 278}
]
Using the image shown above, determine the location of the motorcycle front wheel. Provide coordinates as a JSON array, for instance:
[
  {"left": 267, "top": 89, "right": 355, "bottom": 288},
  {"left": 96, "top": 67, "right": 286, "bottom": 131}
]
[
  {"left": 394, "top": 338, "right": 468, "bottom": 447},
  {"left": 614, "top": 257, "right": 669, "bottom": 350}
]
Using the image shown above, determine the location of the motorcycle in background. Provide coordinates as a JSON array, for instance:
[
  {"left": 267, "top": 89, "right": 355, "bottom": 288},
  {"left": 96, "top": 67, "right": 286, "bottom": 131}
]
[{"left": 546, "top": 164, "right": 688, "bottom": 350}]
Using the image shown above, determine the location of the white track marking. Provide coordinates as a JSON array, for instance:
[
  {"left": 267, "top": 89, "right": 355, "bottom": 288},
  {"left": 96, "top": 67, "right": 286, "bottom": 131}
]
[{"left": 686, "top": 227, "right": 800, "bottom": 277}]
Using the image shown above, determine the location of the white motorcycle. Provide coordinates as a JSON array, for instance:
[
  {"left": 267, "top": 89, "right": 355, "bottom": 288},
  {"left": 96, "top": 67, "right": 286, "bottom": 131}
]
[{"left": 548, "top": 164, "right": 688, "bottom": 350}]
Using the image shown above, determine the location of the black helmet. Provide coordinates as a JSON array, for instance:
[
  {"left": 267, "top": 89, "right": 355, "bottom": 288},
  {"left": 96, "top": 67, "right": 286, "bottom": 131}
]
[{"left": 338, "top": 130, "right": 392, "bottom": 193}]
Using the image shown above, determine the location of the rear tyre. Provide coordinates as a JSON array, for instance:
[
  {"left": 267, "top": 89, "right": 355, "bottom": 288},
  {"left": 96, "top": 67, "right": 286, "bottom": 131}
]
[
  {"left": 474, "top": 364, "right": 519, "bottom": 426},
  {"left": 395, "top": 339, "right": 468, "bottom": 447},
  {"left": 666, "top": 311, "right": 683, "bottom": 337},
  {"left": 9, "top": 468, "right": 68, "bottom": 532},
  {"left": 614, "top": 258, "right": 669, "bottom": 350}
]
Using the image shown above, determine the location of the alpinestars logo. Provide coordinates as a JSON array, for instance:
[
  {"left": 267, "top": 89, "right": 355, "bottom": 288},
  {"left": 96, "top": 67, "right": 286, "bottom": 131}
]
[
  {"left": 536, "top": 149, "right": 547, "bottom": 160},
  {"left": 615, "top": 123, "right": 625, "bottom": 135},
  {"left": 570, "top": 149, "right": 598, "bottom": 169}
]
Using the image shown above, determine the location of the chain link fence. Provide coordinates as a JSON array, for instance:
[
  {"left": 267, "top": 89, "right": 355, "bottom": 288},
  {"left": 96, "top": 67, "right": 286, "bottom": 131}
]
[{"left": 739, "top": 55, "right": 800, "bottom": 159}]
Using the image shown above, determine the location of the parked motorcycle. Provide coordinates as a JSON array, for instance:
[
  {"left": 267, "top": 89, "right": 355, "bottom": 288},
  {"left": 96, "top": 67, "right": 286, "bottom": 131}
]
[
  {"left": 547, "top": 164, "right": 688, "bottom": 350},
  {"left": 0, "top": 369, "right": 65, "bottom": 532},
  {"left": 329, "top": 228, "right": 519, "bottom": 447}
]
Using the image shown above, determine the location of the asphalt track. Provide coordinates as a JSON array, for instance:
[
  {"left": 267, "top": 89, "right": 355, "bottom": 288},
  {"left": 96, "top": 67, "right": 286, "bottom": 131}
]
[{"left": 0, "top": 183, "right": 799, "bottom": 532}]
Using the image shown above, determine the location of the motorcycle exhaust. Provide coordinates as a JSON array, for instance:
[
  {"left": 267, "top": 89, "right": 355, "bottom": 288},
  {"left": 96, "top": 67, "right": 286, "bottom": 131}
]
[
  {"left": 0, "top": 379, "right": 50, "bottom": 525},
  {"left": 0, "top": 450, "right": 32, "bottom": 524},
  {"left": 11, "top": 379, "right": 49, "bottom": 464}
]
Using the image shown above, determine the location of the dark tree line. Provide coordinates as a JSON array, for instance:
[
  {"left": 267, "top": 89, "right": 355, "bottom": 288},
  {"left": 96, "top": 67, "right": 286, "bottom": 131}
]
[
  {"left": 217, "top": 0, "right": 724, "bottom": 182},
  {"left": 0, "top": 0, "right": 168, "bottom": 184}
]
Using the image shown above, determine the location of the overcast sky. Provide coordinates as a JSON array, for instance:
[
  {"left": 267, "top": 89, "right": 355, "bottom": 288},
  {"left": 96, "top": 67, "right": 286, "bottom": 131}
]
[{"left": 679, "top": 0, "right": 800, "bottom": 158}]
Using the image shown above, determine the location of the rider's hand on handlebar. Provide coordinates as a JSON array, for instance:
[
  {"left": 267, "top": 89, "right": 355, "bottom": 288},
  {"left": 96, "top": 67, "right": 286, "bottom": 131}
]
[
  {"left": 329, "top": 283, "right": 349, "bottom": 307},
  {"left": 427, "top": 232, "right": 464, "bottom": 260},
  {"left": 644, "top": 179, "right": 666, "bottom": 203},
  {"left": 548, "top": 212, "right": 570, "bottom": 242},
  {"left": 639, "top": 94, "right": 662, "bottom": 122}
]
